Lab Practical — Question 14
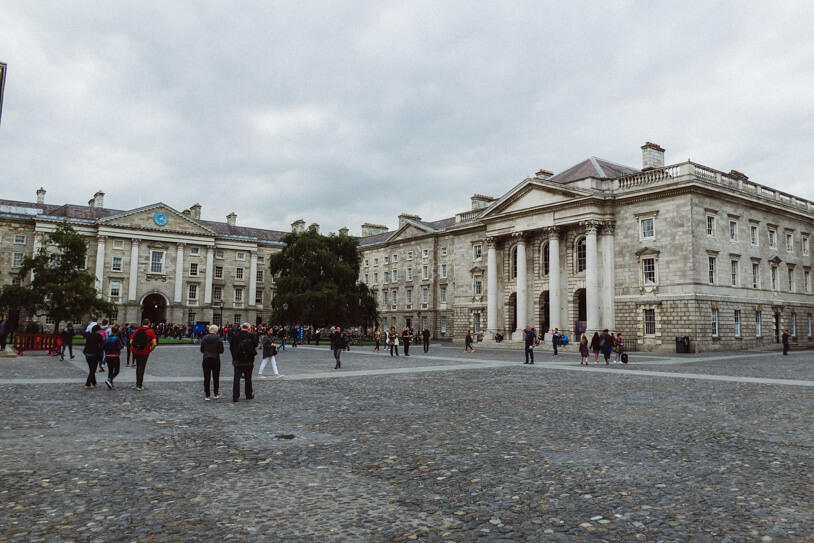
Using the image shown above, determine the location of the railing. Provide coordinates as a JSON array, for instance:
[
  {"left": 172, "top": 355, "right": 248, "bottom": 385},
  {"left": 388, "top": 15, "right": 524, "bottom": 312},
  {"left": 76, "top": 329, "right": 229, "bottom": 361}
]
[
  {"left": 456, "top": 209, "right": 483, "bottom": 223},
  {"left": 12, "top": 334, "right": 63, "bottom": 356}
]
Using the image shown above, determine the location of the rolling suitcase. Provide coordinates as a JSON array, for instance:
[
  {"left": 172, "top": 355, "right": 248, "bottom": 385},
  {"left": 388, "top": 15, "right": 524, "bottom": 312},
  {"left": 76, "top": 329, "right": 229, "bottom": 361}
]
[{"left": 621, "top": 352, "right": 628, "bottom": 364}]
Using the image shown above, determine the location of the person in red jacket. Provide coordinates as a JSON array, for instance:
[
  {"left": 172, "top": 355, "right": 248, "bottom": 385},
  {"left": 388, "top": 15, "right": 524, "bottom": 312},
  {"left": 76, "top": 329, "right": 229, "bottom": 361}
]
[{"left": 129, "top": 319, "right": 157, "bottom": 391}]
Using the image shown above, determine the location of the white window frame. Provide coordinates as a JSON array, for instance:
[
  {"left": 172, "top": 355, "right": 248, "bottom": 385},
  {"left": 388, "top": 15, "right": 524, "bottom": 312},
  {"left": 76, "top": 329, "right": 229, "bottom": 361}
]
[
  {"left": 803, "top": 236, "right": 810, "bottom": 256},
  {"left": 111, "top": 256, "right": 123, "bottom": 272},
  {"left": 392, "top": 254, "right": 398, "bottom": 263},
  {"left": 441, "top": 264, "right": 447, "bottom": 279},
  {"left": 642, "top": 257, "right": 656, "bottom": 285},
  {"left": 214, "top": 266, "right": 223, "bottom": 279},
  {"left": 706, "top": 216, "right": 716, "bottom": 238},
  {"left": 734, "top": 309, "right": 741, "bottom": 337},
  {"left": 188, "top": 284, "right": 198, "bottom": 300},
  {"left": 805, "top": 270, "right": 811, "bottom": 293},
  {"left": 236, "top": 252, "right": 246, "bottom": 261},
  {"left": 373, "top": 272, "right": 379, "bottom": 285},
  {"left": 189, "top": 262, "right": 199, "bottom": 276},
  {"left": 213, "top": 286, "right": 222, "bottom": 301},
  {"left": 150, "top": 250, "right": 165, "bottom": 274},
  {"left": 407, "top": 251, "right": 413, "bottom": 261},
  {"left": 473, "top": 244, "right": 483, "bottom": 261},
  {"left": 640, "top": 217, "right": 655, "bottom": 240},
  {"left": 768, "top": 228, "right": 777, "bottom": 248},
  {"left": 190, "top": 247, "right": 200, "bottom": 256},
  {"left": 731, "top": 260, "right": 739, "bottom": 286},
  {"left": 752, "top": 262, "right": 760, "bottom": 289},
  {"left": 786, "top": 233, "right": 794, "bottom": 253},
  {"left": 441, "top": 286, "right": 447, "bottom": 303},
  {"left": 708, "top": 256, "right": 716, "bottom": 284},
  {"left": 256, "top": 269, "right": 264, "bottom": 283},
  {"left": 234, "top": 287, "right": 243, "bottom": 303},
  {"left": 14, "top": 234, "right": 26, "bottom": 244},
  {"left": 12, "top": 252, "right": 24, "bottom": 267},
  {"left": 750, "top": 225, "right": 759, "bottom": 246},
  {"left": 440, "top": 316, "right": 447, "bottom": 334},
  {"left": 392, "top": 269, "right": 398, "bottom": 282},
  {"left": 711, "top": 308, "right": 719, "bottom": 337},
  {"left": 474, "top": 274, "right": 482, "bottom": 295},
  {"left": 235, "top": 267, "right": 244, "bottom": 280},
  {"left": 729, "top": 220, "right": 738, "bottom": 242},
  {"left": 771, "top": 266, "right": 778, "bottom": 290},
  {"left": 109, "top": 280, "right": 121, "bottom": 298},
  {"left": 441, "top": 247, "right": 447, "bottom": 256},
  {"left": 755, "top": 311, "right": 762, "bottom": 337},
  {"left": 407, "top": 268, "right": 413, "bottom": 281},
  {"left": 643, "top": 308, "right": 656, "bottom": 336},
  {"left": 215, "top": 249, "right": 225, "bottom": 259},
  {"left": 788, "top": 268, "right": 794, "bottom": 292},
  {"left": 422, "top": 249, "right": 429, "bottom": 258},
  {"left": 422, "top": 265, "right": 429, "bottom": 280}
]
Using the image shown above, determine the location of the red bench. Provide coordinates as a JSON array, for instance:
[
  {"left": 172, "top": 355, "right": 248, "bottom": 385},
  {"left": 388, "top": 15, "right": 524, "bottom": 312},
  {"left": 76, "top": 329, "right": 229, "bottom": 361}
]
[{"left": 12, "top": 334, "right": 63, "bottom": 356}]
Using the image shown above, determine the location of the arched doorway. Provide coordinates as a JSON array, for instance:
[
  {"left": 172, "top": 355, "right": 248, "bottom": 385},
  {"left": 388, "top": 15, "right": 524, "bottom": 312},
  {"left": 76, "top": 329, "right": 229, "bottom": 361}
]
[
  {"left": 141, "top": 293, "right": 168, "bottom": 324},
  {"left": 539, "top": 291, "right": 550, "bottom": 333},
  {"left": 573, "top": 288, "right": 587, "bottom": 340}
]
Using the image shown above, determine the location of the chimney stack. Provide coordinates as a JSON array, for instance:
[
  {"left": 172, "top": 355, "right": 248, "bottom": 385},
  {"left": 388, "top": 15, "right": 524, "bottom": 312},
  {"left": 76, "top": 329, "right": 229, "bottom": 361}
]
[
  {"left": 190, "top": 203, "right": 202, "bottom": 220},
  {"left": 226, "top": 212, "right": 237, "bottom": 226},
  {"left": 471, "top": 194, "right": 494, "bottom": 210},
  {"left": 641, "top": 142, "right": 665, "bottom": 171},
  {"left": 88, "top": 190, "right": 105, "bottom": 208},
  {"left": 339, "top": 226, "right": 349, "bottom": 236},
  {"left": 308, "top": 223, "right": 320, "bottom": 234},
  {"left": 398, "top": 213, "right": 421, "bottom": 229},
  {"left": 36, "top": 187, "right": 46, "bottom": 204},
  {"left": 361, "top": 223, "right": 389, "bottom": 237},
  {"left": 535, "top": 169, "right": 554, "bottom": 180},
  {"left": 291, "top": 219, "right": 305, "bottom": 233}
]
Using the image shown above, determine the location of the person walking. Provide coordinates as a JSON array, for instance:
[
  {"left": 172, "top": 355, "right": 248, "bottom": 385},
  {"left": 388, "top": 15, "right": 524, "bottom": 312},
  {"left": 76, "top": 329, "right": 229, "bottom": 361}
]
[
  {"left": 782, "top": 329, "right": 790, "bottom": 355},
  {"left": 60, "top": 323, "right": 75, "bottom": 360},
  {"left": 388, "top": 326, "right": 400, "bottom": 357},
  {"left": 230, "top": 322, "right": 258, "bottom": 402},
  {"left": 590, "top": 331, "right": 601, "bottom": 364},
  {"left": 422, "top": 327, "right": 430, "bottom": 353},
  {"left": 600, "top": 329, "right": 614, "bottom": 365},
  {"left": 330, "top": 326, "right": 344, "bottom": 368},
  {"left": 102, "top": 324, "right": 124, "bottom": 389},
  {"left": 579, "top": 334, "right": 590, "bottom": 365},
  {"left": 129, "top": 318, "right": 157, "bottom": 391},
  {"left": 258, "top": 328, "right": 282, "bottom": 378},
  {"left": 374, "top": 328, "right": 382, "bottom": 352},
  {"left": 401, "top": 326, "right": 413, "bottom": 356},
  {"left": 613, "top": 333, "right": 624, "bottom": 363},
  {"left": 200, "top": 324, "right": 224, "bottom": 400},
  {"left": 464, "top": 330, "right": 475, "bottom": 353},
  {"left": 551, "top": 328, "right": 561, "bottom": 355},
  {"left": 82, "top": 324, "right": 104, "bottom": 389},
  {"left": 0, "top": 315, "right": 10, "bottom": 352},
  {"left": 523, "top": 326, "right": 537, "bottom": 364}
]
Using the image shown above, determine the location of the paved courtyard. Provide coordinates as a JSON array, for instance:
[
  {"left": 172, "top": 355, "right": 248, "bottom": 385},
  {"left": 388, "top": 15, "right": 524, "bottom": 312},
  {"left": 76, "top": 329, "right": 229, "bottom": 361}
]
[{"left": 0, "top": 341, "right": 812, "bottom": 542}]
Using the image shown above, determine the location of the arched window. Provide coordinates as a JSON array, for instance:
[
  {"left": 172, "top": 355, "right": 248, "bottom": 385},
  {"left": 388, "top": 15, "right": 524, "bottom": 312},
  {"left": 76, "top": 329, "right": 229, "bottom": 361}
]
[
  {"left": 511, "top": 246, "right": 518, "bottom": 278},
  {"left": 576, "top": 237, "right": 587, "bottom": 273},
  {"left": 542, "top": 242, "right": 550, "bottom": 276}
]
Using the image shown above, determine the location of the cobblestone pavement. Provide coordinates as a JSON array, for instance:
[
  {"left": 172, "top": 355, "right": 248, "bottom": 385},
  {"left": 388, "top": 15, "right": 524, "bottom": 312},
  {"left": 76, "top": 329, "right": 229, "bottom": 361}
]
[{"left": 1, "top": 343, "right": 812, "bottom": 542}]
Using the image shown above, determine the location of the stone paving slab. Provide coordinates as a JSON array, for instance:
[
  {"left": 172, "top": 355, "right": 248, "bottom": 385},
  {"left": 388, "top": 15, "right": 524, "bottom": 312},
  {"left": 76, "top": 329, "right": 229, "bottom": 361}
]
[{"left": 1, "top": 345, "right": 812, "bottom": 542}]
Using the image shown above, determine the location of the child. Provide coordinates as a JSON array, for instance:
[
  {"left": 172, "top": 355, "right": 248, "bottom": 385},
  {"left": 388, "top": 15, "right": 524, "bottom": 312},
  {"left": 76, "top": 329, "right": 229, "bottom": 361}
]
[
  {"left": 102, "top": 324, "right": 124, "bottom": 389},
  {"left": 579, "top": 334, "right": 589, "bottom": 365}
]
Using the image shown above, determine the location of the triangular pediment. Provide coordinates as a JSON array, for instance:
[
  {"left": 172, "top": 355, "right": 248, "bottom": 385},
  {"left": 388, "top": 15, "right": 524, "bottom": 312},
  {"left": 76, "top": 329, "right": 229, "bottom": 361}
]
[
  {"left": 98, "top": 203, "right": 217, "bottom": 236},
  {"left": 480, "top": 179, "right": 594, "bottom": 220},
  {"left": 386, "top": 221, "right": 436, "bottom": 243}
]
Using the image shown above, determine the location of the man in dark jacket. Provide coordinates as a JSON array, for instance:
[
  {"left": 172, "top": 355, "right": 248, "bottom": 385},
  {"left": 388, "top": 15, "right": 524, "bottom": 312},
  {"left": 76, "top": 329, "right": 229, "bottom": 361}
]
[
  {"left": 330, "top": 326, "right": 344, "bottom": 369},
  {"left": 230, "top": 322, "right": 258, "bottom": 402},
  {"left": 200, "top": 324, "right": 225, "bottom": 400}
]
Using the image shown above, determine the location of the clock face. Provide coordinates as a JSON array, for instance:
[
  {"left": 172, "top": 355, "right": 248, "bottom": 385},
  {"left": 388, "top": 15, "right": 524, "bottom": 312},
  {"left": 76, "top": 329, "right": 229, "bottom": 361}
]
[{"left": 153, "top": 212, "right": 169, "bottom": 226}]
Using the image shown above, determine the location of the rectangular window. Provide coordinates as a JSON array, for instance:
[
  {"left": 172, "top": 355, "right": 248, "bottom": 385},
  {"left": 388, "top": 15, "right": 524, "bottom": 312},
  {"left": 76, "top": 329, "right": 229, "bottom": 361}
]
[
  {"left": 474, "top": 313, "right": 481, "bottom": 333},
  {"left": 806, "top": 270, "right": 811, "bottom": 293},
  {"left": 791, "top": 313, "right": 797, "bottom": 336},
  {"left": 406, "top": 289, "right": 412, "bottom": 304},
  {"left": 392, "top": 269, "right": 398, "bottom": 282},
  {"left": 407, "top": 251, "right": 413, "bottom": 260},
  {"left": 212, "top": 313, "right": 221, "bottom": 326},
  {"left": 769, "top": 228, "right": 777, "bottom": 248},
  {"left": 215, "top": 249, "right": 224, "bottom": 259},
  {"left": 422, "top": 265, "right": 429, "bottom": 280},
  {"left": 441, "top": 247, "right": 447, "bottom": 256},
  {"left": 641, "top": 218, "right": 655, "bottom": 239},
  {"left": 711, "top": 308, "right": 719, "bottom": 337},
  {"left": 364, "top": 259, "right": 369, "bottom": 267},
  {"left": 808, "top": 314, "right": 812, "bottom": 337},
  {"left": 373, "top": 272, "right": 379, "bottom": 285},
  {"left": 374, "top": 258, "right": 379, "bottom": 266},
  {"left": 383, "top": 291, "right": 388, "bottom": 305},
  {"left": 150, "top": 251, "right": 164, "bottom": 273},
  {"left": 771, "top": 266, "right": 778, "bottom": 289},
  {"left": 788, "top": 268, "right": 794, "bottom": 291},
  {"left": 441, "top": 286, "right": 447, "bottom": 303},
  {"left": 256, "top": 269, "right": 264, "bottom": 282},
  {"left": 190, "top": 247, "right": 200, "bottom": 256},
  {"left": 729, "top": 221, "right": 738, "bottom": 241},
  {"left": 422, "top": 288, "right": 429, "bottom": 303},
  {"left": 213, "top": 286, "right": 222, "bottom": 301},
  {"left": 11, "top": 277, "right": 22, "bottom": 287},
  {"left": 363, "top": 273, "right": 368, "bottom": 284},
  {"left": 215, "top": 266, "right": 223, "bottom": 279},
  {"left": 752, "top": 263, "right": 760, "bottom": 288},
  {"left": 384, "top": 256, "right": 389, "bottom": 264},
  {"left": 12, "top": 252, "right": 23, "bottom": 267},
  {"left": 236, "top": 252, "right": 246, "bottom": 261},
  {"left": 111, "top": 256, "right": 123, "bottom": 271},
  {"left": 731, "top": 260, "right": 738, "bottom": 286},
  {"left": 786, "top": 233, "right": 793, "bottom": 252},
  {"left": 734, "top": 309, "right": 741, "bottom": 336},
  {"left": 189, "top": 262, "right": 199, "bottom": 276},
  {"left": 706, "top": 216, "right": 716, "bottom": 237},
  {"left": 440, "top": 316, "right": 447, "bottom": 333},
  {"left": 14, "top": 235, "right": 26, "bottom": 244},
  {"left": 750, "top": 225, "right": 758, "bottom": 246},
  {"left": 407, "top": 268, "right": 413, "bottom": 281},
  {"left": 188, "top": 284, "right": 198, "bottom": 300},
  {"left": 45, "top": 315, "right": 55, "bottom": 325},
  {"left": 110, "top": 281, "right": 121, "bottom": 298},
  {"left": 804, "top": 236, "right": 810, "bottom": 256},
  {"left": 642, "top": 258, "right": 656, "bottom": 285},
  {"left": 256, "top": 256, "right": 264, "bottom": 264},
  {"left": 235, "top": 267, "right": 244, "bottom": 280},
  {"left": 755, "top": 311, "right": 762, "bottom": 337},
  {"left": 233, "top": 314, "right": 241, "bottom": 326},
  {"left": 708, "top": 257, "right": 716, "bottom": 284},
  {"left": 391, "top": 290, "right": 397, "bottom": 308},
  {"left": 473, "top": 245, "right": 482, "bottom": 261},
  {"left": 392, "top": 254, "right": 398, "bottom": 263},
  {"left": 474, "top": 274, "right": 482, "bottom": 295},
  {"left": 423, "top": 249, "right": 429, "bottom": 258},
  {"left": 441, "top": 264, "right": 447, "bottom": 278},
  {"left": 234, "top": 288, "right": 243, "bottom": 303},
  {"left": 256, "top": 291, "right": 262, "bottom": 304},
  {"left": 383, "top": 271, "right": 388, "bottom": 284},
  {"left": 113, "top": 240, "right": 124, "bottom": 249},
  {"left": 643, "top": 309, "right": 656, "bottom": 335}
]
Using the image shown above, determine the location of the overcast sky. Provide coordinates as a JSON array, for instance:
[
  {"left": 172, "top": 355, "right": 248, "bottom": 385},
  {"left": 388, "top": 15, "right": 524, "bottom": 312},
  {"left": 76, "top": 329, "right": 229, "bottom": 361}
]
[{"left": 2, "top": 1, "right": 814, "bottom": 235}]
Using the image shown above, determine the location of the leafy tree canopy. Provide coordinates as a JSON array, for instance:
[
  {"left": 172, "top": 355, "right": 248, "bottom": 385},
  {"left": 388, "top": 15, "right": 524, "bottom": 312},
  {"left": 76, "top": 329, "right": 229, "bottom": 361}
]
[
  {"left": 268, "top": 226, "right": 377, "bottom": 328},
  {"left": 0, "top": 222, "right": 116, "bottom": 331}
]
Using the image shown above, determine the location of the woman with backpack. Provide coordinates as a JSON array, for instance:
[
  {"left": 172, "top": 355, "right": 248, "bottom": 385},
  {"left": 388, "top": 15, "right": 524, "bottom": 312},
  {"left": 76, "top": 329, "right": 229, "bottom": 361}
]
[
  {"left": 258, "top": 328, "right": 282, "bottom": 379},
  {"left": 102, "top": 324, "right": 124, "bottom": 389}
]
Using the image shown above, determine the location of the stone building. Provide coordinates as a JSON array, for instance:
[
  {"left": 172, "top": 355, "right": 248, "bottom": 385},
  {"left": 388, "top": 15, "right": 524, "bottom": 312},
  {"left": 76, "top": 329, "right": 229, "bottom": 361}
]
[
  {"left": 0, "top": 192, "right": 287, "bottom": 330},
  {"left": 358, "top": 143, "right": 814, "bottom": 353}
]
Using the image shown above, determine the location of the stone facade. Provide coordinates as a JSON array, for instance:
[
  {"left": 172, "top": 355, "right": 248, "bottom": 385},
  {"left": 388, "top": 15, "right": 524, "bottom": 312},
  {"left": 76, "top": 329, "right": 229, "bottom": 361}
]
[
  {"left": 0, "top": 195, "right": 286, "bottom": 330},
  {"left": 358, "top": 144, "right": 814, "bottom": 353}
]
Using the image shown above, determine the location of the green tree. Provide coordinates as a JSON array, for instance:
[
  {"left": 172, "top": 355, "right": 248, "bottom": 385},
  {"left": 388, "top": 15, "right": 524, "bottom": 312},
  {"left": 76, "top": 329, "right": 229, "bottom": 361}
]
[
  {"left": 0, "top": 223, "right": 116, "bottom": 332},
  {"left": 268, "top": 226, "right": 378, "bottom": 328}
]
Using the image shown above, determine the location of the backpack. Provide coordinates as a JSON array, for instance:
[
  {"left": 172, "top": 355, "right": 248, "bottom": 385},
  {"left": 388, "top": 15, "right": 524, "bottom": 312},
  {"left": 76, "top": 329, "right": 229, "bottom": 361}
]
[
  {"left": 237, "top": 334, "right": 256, "bottom": 359},
  {"left": 132, "top": 328, "right": 149, "bottom": 350}
]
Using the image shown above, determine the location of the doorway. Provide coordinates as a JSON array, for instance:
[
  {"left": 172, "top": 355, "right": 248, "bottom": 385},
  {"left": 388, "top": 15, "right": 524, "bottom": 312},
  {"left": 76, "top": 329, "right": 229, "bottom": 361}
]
[{"left": 141, "top": 293, "right": 167, "bottom": 324}]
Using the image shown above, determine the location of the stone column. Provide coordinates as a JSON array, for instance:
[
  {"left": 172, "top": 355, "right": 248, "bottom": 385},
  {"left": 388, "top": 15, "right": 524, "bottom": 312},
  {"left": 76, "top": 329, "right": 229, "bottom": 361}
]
[
  {"left": 486, "top": 237, "right": 498, "bottom": 335},
  {"left": 546, "top": 227, "right": 561, "bottom": 331},
  {"left": 600, "top": 222, "right": 616, "bottom": 330},
  {"left": 584, "top": 221, "right": 600, "bottom": 332},
  {"left": 249, "top": 251, "right": 258, "bottom": 307},
  {"left": 174, "top": 243, "right": 185, "bottom": 303},
  {"left": 128, "top": 240, "right": 139, "bottom": 301},
  {"left": 513, "top": 232, "right": 528, "bottom": 340},
  {"left": 94, "top": 236, "right": 106, "bottom": 293},
  {"left": 204, "top": 246, "right": 214, "bottom": 304}
]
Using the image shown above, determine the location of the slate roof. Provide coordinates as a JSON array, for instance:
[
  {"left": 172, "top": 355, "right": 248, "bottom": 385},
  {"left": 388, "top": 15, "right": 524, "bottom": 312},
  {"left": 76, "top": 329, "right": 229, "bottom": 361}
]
[
  {"left": 358, "top": 216, "right": 457, "bottom": 247},
  {"left": 548, "top": 157, "right": 639, "bottom": 184}
]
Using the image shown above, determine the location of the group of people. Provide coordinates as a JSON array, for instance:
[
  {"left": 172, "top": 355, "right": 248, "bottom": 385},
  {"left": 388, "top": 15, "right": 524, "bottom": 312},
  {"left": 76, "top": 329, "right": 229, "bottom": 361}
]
[
  {"left": 81, "top": 318, "right": 157, "bottom": 390},
  {"left": 579, "top": 329, "right": 626, "bottom": 365},
  {"left": 372, "top": 326, "right": 432, "bottom": 357}
]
